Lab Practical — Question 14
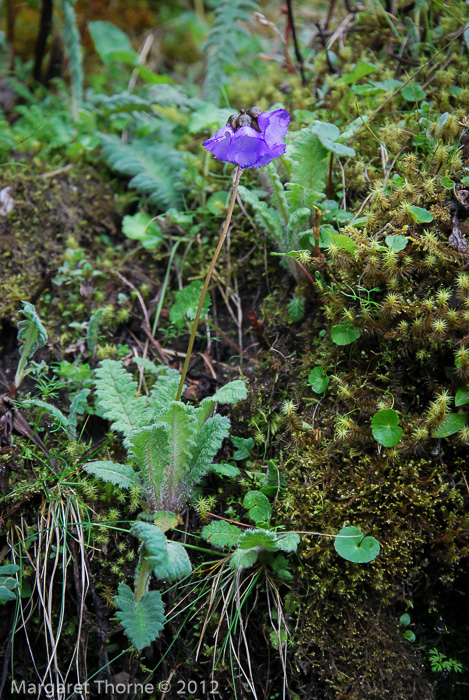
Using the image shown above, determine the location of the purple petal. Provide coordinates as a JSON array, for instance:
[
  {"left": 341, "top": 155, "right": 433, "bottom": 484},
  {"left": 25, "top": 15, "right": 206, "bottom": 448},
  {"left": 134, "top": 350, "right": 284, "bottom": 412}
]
[
  {"left": 203, "top": 125, "right": 234, "bottom": 162},
  {"left": 258, "top": 109, "right": 290, "bottom": 148},
  {"left": 224, "top": 127, "right": 269, "bottom": 169}
]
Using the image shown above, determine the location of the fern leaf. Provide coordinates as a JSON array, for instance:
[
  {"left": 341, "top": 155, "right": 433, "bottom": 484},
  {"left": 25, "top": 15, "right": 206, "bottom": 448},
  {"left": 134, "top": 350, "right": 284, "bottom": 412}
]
[
  {"left": 154, "top": 542, "right": 192, "bottom": 583},
  {"left": 194, "top": 379, "right": 247, "bottom": 427},
  {"left": 203, "top": 0, "right": 259, "bottom": 106},
  {"left": 238, "top": 185, "right": 286, "bottom": 250},
  {"left": 83, "top": 460, "right": 142, "bottom": 489},
  {"left": 285, "top": 182, "right": 325, "bottom": 210},
  {"left": 115, "top": 583, "right": 165, "bottom": 650},
  {"left": 90, "top": 91, "right": 156, "bottom": 117},
  {"left": 152, "top": 403, "right": 197, "bottom": 504},
  {"left": 99, "top": 134, "right": 186, "bottom": 210},
  {"left": 95, "top": 360, "right": 151, "bottom": 437}
]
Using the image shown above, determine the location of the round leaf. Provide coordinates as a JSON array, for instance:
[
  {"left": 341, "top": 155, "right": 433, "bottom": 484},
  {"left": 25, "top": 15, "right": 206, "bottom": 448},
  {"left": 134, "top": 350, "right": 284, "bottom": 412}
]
[
  {"left": 331, "top": 322, "right": 361, "bottom": 345},
  {"left": 334, "top": 525, "right": 380, "bottom": 563},
  {"left": 243, "top": 491, "right": 271, "bottom": 523},
  {"left": 408, "top": 206, "right": 433, "bottom": 223},
  {"left": 401, "top": 84, "right": 426, "bottom": 101},
  {"left": 308, "top": 366, "right": 330, "bottom": 394},
  {"left": 372, "top": 409, "right": 403, "bottom": 447}
]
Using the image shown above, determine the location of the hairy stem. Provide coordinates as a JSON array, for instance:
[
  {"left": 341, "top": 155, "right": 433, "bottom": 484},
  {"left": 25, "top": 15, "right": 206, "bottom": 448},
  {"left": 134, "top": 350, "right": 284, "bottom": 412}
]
[{"left": 176, "top": 166, "right": 242, "bottom": 401}]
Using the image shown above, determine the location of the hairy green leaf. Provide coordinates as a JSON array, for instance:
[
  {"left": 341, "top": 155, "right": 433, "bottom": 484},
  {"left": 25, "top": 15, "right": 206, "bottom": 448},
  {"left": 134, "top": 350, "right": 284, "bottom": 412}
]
[
  {"left": 95, "top": 360, "right": 151, "bottom": 437},
  {"left": 154, "top": 542, "right": 192, "bottom": 583},
  {"left": 238, "top": 529, "right": 278, "bottom": 551},
  {"left": 115, "top": 583, "right": 165, "bottom": 650},
  {"left": 201, "top": 520, "right": 243, "bottom": 548},
  {"left": 230, "top": 547, "right": 259, "bottom": 570},
  {"left": 130, "top": 522, "right": 169, "bottom": 570},
  {"left": 83, "top": 460, "right": 142, "bottom": 490},
  {"left": 276, "top": 532, "right": 300, "bottom": 552}
]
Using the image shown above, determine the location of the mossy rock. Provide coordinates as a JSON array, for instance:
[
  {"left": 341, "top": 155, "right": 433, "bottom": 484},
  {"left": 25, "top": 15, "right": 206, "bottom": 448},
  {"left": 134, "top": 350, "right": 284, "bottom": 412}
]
[{"left": 0, "top": 164, "right": 117, "bottom": 322}]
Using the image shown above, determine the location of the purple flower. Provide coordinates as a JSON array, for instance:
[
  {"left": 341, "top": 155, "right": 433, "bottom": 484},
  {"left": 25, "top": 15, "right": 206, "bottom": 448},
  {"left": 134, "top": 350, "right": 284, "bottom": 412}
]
[{"left": 203, "top": 108, "right": 290, "bottom": 169}]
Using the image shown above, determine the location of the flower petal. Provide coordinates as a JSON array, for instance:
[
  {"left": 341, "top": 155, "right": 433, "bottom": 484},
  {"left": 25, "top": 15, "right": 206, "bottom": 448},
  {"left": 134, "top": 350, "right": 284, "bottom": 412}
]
[
  {"left": 203, "top": 125, "right": 234, "bottom": 162},
  {"left": 225, "top": 127, "right": 269, "bottom": 169},
  {"left": 258, "top": 109, "right": 290, "bottom": 148}
]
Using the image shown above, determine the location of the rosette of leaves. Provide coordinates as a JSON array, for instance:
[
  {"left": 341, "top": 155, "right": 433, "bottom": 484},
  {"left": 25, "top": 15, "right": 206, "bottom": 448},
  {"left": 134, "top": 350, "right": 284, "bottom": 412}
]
[{"left": 83, "top": 359, "right": 247, "bottom": 513}]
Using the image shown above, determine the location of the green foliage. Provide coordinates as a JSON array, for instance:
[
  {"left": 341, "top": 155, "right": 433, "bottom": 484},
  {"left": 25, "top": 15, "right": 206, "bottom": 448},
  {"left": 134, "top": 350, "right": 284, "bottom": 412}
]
[
  {"left": 170, "top": 280, "right": 211, "bottom": 329},
  {"left": 15, "top": 302, "right": 48, "bottom": 388},
  {"left": 243, "top": 490, "right": 271, "bottom": 523},
  {"left": 408, "top": 205, "right": 434, "bottom": 223},
  {"left": 0, "top": 565, "right": 20, "bottom": 604},
  {"left": 114, "top": 583, "right": 165, "bottom": 650},
  {"left": 428, "top": 648, "right": 463, "bottom": 673},
  {"left": 99, "top": 134, "right": 187, "bottom": 211},
  {"left": 85, "top": 360, "right": 246, "bottom": 512},
  {"left": 203, "top": 0, "right": 259, "bottom": 106},
  {"left": 82, "top": 461, "right": 142, "bottom": 490},
  {"left": 201, "top": 520, "right": 243, "bottom": 548},
  {"left": 334, "top": 526, "right": 380, "bottom": 563},
  {"left": 431, "top": 413, "right": 467, "bottom": 437},
  {"left": 308, "top": 366, "right": 330, "bottom": 394},
  {"left": 88, "top": 20, "right": 138, "bottom": 65},
  {"left": 94, "top": 359, "right": 151, "bottom": 437},
  {"left": 122, "top": 212, "right": 163, "bottom": 249},
  {"left": 330, "top": 322, "right": 361, "bottom": 345},
  {"left": 371, "top": 409, "right": 403, "bottom": 447}
]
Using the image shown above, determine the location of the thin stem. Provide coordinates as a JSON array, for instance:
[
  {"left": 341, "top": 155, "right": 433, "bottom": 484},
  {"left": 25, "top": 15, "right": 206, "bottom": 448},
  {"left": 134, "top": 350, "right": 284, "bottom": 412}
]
[{"left": 176, "top": 167, "right": 243, "bottom": 401}]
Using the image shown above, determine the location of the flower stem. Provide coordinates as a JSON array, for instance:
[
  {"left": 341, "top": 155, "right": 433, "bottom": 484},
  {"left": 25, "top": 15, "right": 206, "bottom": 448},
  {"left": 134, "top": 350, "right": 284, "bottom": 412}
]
[{"left": 176, "top": 166, "right": 242, "bottom": 401}]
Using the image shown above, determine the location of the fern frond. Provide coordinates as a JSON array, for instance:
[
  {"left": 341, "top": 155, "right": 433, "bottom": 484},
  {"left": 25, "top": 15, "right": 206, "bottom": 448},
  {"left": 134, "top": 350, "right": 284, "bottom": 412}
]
[
  {"left": 68, "top": 388, "right": 90, "bottom": 436},
  {"left": 90, "top": 91, "right": 156, "bottom": 117},
  {"left": 203, "top": 0, "right": 259, "bottom": 106},
  {"left": 99, "top": 134, "right": 186, "bottom": 210},
  {"left": 95, "top": 360, "right": 151, "bottom": 437},
  {"left": 114, "top": 583, "right": 165, "bottom": 650}
]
